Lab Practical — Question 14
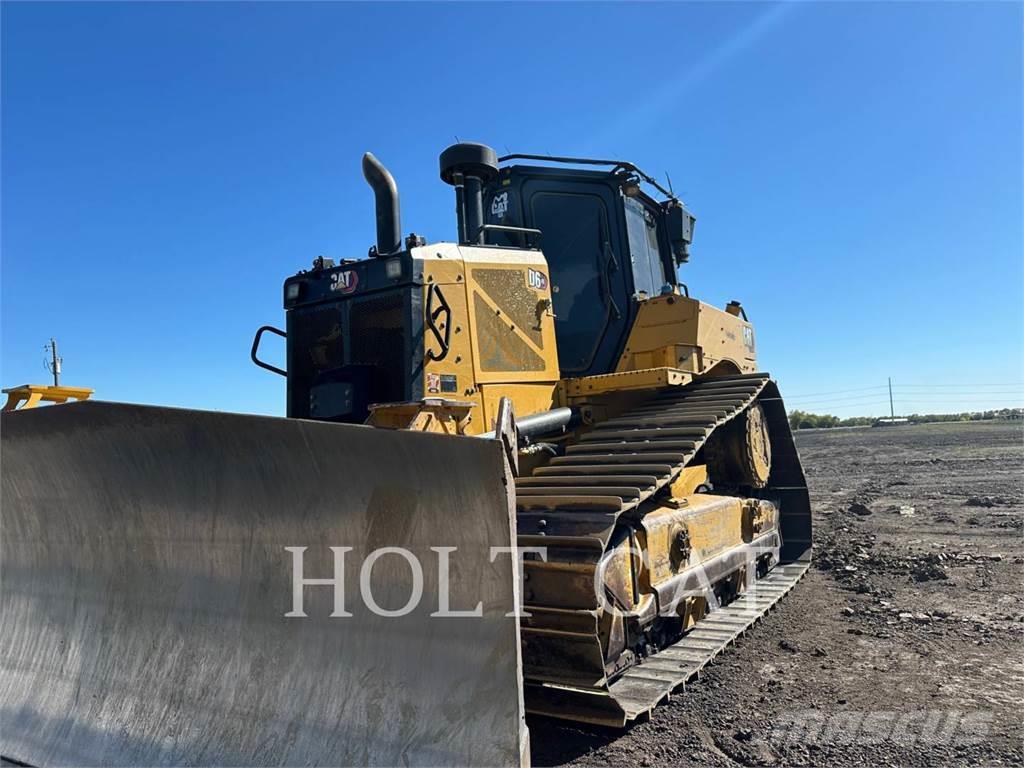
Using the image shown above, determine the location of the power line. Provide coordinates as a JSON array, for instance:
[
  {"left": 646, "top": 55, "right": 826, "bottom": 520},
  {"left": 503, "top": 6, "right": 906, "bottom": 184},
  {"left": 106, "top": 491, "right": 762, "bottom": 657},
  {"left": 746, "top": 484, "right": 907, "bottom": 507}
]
[
  {"left": 798, "top": 397, "right": 1024, "bottom": 409},
  {"left": 788, "top": 390, "right": 891, "bottom": 401},
  {"left": 897, "top": 397, "right": 1024, "bottom": 404},
  {"left": 783, "top": 385, "right": 888, "bottom": 398},
  {"left": 891, "top": 393, "right": 1024, "bottom": 399},
  {"left": 808, "top": 402, "right": 893, "bottom": 411},
  {"left": 791, "top": 401, "right": 1022, "bottom": 416},
  {"left": 787, "top": 382, "right": 1024, "bottom": 400},
  {"left": 785, "top": 373, "right": 1024, "bottom": 421},
  {"left": 902, "top": 392, "right": 1024, "bottom": 397},
  {"left": 789, "top": 403, "right": 884, "bottom": 411},
  {"left": 788, "top": 392, "right": 896, "bottom": 405},
  {"left": 892, "top": 382, "right": 1024, "bottom": 388},
  {"left": 895, "top": 385, "right": 1024, "bottom": 390},
  {"left": 787, "top": 376, "right": 1024, "bottom": 412}
]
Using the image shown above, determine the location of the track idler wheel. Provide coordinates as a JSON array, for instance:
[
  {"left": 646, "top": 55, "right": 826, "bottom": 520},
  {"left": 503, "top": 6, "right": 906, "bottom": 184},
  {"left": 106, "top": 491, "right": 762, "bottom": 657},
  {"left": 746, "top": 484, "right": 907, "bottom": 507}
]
[{"left": 705, "top": 402, "right": 771, "bottom": 488}]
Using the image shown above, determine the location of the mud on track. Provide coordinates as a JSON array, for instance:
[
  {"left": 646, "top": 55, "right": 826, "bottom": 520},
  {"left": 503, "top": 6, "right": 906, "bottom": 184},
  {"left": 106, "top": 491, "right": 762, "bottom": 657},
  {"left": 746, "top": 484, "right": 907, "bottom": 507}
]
[{"left": 530, "top": 420, "right": 1024, "bottom": 767}]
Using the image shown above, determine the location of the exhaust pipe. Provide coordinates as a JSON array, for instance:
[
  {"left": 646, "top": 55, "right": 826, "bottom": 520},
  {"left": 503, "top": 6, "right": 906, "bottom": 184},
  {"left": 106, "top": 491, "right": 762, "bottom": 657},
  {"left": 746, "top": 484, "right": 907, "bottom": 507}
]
[{"left": 362, "top": 152, "right": 401, "bottom": 256}]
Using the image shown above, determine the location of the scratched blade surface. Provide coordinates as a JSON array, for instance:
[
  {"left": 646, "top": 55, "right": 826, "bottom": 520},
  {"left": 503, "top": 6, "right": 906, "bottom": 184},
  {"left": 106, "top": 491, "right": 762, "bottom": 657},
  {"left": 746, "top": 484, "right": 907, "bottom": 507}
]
[{"left": 1, "top": 402, "right": 527, "bottom": 767}]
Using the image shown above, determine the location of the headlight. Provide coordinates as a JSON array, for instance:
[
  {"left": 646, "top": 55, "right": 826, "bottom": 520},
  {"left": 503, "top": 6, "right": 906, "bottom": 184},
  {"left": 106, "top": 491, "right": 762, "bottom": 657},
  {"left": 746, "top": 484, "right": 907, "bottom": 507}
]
[
  {"left": 285, "top": 282, "right": 301, "bottom": 301},
  {"left": 385, "top": 258, "right": 402, "bottom": 279}
]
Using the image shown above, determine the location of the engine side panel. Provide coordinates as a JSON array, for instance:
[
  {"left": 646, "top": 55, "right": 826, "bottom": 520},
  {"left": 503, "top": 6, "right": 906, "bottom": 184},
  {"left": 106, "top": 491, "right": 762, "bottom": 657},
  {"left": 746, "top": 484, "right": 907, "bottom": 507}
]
[{"left": 414, "top": 243, "right": 561, "bottom": 433}]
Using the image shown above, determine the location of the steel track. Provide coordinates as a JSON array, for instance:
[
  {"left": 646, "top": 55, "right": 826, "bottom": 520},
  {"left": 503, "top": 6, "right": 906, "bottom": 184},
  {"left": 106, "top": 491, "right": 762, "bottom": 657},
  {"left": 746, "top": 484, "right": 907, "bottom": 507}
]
[{"left": 514, "top": 373, "right": 812, "bottom": 726}]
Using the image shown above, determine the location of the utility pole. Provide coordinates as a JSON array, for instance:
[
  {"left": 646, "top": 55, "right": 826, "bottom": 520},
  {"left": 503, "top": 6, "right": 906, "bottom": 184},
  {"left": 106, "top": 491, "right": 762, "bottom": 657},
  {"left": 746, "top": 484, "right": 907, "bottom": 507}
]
[
  {"left": 888, "top": 377, "right": 895, "bottom": 419},
  {"left": 44, "top": 338, "right": 62, "bottom": 386}
]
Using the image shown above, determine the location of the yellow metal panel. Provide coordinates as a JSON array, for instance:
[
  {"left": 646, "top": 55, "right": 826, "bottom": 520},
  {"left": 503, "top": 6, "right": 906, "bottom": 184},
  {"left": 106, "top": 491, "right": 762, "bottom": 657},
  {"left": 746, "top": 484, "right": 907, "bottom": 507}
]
[
  {"left": 478, "top": 383, "right": 558, "bottom": 434},
  {"left": 618, "top": 295, "right": 701, "bottom": 365},
  {"left": 615, "top": 294, "right": 757, "bottom": 376},
  {"left": 669, "top": 465, "right": 708, "bottom": 497},
  {"left": 472, "top": 290, "right": 547, "bottom": 373},
  {"left": 460, "top": 246, "right": 559, "bottom": 386},
  {"left": 419, "top": 242, "right": 468, "bottom": 285},
  {"left": 640, "top": 496, "right": 745, "bottom": 590},
  {"left": 416, "top": 278, "right": 487, "bottom": 432},
  {"left": 415, "top": 243, "right": 559, "bottom": 434},
  {"left": 639, "top": 495, "right": 780, "bottom": 594},
  {"left": 696, "top": 302, "right": 758, "bottom": 374},
  {"left": 366, "top": 399, "right": 475, "bottom": 435},
  {"left": 564, "top": 367, "right": 692, "bottom": 399},
  {"left": 639, "top": 494, "right": 780, "bottom": 598},
  {"left": 2, "top": 385, "right": 94, "bottom": 411}
]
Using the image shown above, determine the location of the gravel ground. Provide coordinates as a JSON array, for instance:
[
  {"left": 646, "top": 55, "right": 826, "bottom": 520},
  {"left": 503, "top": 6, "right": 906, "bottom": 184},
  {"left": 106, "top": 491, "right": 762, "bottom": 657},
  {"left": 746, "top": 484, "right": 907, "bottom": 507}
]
[{"left": 530, "top": 420, "right": 1024, "bottom": 767}]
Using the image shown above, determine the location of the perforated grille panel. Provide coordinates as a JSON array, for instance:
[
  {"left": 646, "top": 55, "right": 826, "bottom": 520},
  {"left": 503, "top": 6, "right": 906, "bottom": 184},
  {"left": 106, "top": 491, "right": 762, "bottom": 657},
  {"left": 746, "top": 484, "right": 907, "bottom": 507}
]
[
  {"left": 288, "top": 304, "right": 345, "bottom": 417},
  {"left": 349, "top": 292, "right": 406, "bottom": 403}
]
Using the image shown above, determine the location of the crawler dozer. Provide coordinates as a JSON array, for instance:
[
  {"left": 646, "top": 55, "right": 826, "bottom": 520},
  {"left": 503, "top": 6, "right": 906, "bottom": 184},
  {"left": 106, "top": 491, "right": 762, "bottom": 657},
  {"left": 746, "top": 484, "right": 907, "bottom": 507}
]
[{"left": 1, "top": 143, "right": 811, "bottom": 767}]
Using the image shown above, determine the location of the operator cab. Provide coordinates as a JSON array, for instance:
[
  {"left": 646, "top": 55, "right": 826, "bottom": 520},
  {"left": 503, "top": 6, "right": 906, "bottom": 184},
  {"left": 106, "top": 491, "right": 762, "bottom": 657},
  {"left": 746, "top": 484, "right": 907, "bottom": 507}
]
[{"left": 480, "top": 155, "right": 695, "bottom": 378}]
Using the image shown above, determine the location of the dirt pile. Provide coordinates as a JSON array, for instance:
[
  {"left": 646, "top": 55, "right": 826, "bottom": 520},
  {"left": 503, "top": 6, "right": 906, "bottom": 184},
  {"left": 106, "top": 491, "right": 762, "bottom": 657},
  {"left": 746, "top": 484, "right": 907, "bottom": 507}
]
[{"left": 531, "top": 420, "right": 1024, "bottom": 768}]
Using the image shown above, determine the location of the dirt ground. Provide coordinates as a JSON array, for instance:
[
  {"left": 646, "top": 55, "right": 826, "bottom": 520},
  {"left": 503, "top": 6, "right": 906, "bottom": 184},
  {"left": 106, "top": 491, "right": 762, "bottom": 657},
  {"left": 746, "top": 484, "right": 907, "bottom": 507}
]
[{"left": 529, "top": 420, "right": 1024, "bottom": 767}]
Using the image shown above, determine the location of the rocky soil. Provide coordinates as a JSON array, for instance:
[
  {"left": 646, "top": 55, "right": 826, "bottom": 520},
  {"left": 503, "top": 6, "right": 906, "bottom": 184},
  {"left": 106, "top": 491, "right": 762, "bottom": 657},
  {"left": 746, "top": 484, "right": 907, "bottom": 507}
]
[{"left": 530, "top": 420, "right": 1024, "bottom": 767}]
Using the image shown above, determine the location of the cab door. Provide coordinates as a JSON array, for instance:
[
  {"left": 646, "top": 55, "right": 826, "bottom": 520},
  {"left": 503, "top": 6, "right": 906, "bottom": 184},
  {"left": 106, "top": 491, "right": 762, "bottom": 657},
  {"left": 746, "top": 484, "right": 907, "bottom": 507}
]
[{"left": 522, "top": 179, "right": 631, "bottom": 378}]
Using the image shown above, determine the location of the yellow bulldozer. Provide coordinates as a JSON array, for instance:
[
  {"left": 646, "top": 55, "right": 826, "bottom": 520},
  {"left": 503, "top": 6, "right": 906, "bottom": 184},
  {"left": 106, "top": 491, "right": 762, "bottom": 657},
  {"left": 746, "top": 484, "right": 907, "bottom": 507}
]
[{"left": 1, "top": 143, "right": 811, "bottom": 767}]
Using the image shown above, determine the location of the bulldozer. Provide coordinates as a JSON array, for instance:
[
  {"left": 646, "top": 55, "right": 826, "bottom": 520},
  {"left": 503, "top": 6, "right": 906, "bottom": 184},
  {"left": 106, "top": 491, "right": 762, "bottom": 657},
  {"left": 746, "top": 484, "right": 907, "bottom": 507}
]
[{"left": 0, "top": 143, "right": 811, "bottom": 767}]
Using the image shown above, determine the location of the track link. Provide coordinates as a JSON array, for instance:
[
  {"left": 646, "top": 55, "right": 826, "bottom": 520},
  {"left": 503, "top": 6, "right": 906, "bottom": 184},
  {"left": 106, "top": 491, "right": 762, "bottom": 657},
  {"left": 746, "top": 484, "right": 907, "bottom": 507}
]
[{"left": 514, "top": 373, "right": 812, "bottom": 726}]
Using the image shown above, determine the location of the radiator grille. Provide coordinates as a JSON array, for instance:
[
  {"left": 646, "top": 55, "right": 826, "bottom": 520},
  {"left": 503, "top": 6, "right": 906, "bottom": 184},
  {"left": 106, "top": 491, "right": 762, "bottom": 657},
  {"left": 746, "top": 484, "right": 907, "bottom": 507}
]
[
  {"left": 289, "top": 304, "right": 345, "bottom": 416},
  {"left": 349, "top": 292, "right": 406, "bottom": 403}
]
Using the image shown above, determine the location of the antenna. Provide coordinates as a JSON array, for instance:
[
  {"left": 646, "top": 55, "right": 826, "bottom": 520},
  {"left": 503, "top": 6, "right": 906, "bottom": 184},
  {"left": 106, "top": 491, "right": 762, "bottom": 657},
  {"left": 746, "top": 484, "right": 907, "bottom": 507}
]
[
  {"left": 665, "top": 171, "right": 675, "bottom": 197},
  {"left": 44, "top": 338, "right": 62, "bottom": 386}
]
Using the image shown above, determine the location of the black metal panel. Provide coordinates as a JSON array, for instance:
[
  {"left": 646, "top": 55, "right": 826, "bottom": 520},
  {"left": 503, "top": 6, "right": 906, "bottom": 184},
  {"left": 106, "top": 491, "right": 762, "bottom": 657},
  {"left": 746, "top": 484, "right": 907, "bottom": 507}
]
[
  {"left": 756, "top": 382, "right": 813, "bottom": 563},
  {"left": 282, "top": 249, "right": 425, "bottom": 422},
  {"left": 286, "top": 301, "right": 345, "bottom": 419},
  {"left": 349, "top": 292, "right": 407, "bottom": 403}
]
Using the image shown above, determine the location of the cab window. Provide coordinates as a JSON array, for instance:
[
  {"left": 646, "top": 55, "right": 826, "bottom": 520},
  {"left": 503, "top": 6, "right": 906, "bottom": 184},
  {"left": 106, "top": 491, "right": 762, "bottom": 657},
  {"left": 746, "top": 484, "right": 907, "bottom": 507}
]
[
  {"left": 623, "top": 195, "right": 667, "bottom": 298},
  {"left": 530, "top": 192, "right": 612, "bottom": 373}
]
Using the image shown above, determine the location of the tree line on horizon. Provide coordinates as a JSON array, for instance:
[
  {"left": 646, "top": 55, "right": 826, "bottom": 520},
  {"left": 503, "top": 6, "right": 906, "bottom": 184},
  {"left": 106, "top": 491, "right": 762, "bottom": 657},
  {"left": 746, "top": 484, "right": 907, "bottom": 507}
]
[{"left": 787, "top": 408, "right": 1023, "bottom": 430}]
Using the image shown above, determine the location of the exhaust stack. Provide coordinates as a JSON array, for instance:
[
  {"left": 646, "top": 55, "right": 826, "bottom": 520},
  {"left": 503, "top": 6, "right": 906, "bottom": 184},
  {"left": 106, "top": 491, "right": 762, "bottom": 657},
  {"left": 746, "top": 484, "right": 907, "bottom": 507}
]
[
  {"left": 439, "top": 143, "right": 499, "bottom": 245},
  {"left": 361, "top": 152, "right": 401, "bottom": 256}
]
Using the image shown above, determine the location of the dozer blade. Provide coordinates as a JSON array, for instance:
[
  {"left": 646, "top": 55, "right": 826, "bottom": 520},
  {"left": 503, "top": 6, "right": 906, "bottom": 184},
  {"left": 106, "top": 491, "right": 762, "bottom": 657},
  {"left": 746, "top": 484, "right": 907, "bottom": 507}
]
[{"left": 1, "top": 402, "right": 529, "bottom": 767}]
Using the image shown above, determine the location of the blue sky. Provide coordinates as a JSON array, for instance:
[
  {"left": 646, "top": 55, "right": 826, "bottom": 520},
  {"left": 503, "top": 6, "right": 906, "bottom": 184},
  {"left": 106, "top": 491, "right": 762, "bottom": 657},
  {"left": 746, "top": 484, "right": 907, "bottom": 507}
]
[{"left": 2, "top": 2, "right": 1021, "bottom": 417}]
